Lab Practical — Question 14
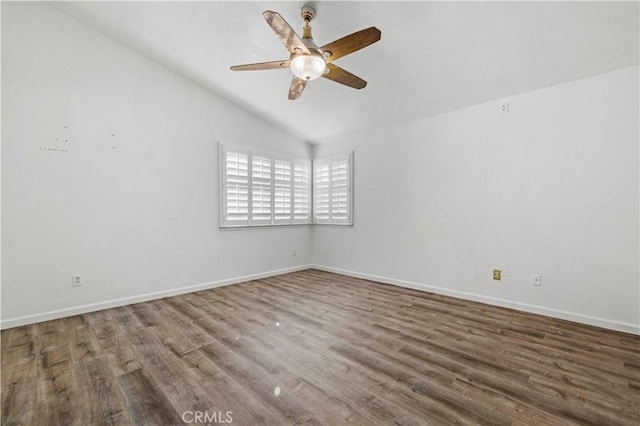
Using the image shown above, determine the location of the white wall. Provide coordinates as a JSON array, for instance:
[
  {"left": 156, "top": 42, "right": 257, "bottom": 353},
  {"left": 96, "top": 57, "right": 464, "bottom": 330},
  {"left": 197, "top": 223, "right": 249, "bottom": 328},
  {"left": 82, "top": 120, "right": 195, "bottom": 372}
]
[
  {"left": 1, "top": 2, "right": 312, "bottom": 327},
  {"left": 313, "top": 65, "right": 639, "bottom": 334}
]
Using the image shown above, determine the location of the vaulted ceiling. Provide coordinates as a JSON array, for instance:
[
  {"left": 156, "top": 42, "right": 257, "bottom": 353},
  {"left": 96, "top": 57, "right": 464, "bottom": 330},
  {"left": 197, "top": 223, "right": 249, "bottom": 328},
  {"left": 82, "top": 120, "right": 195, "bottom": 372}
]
[{"left": 52, "top": 1, "right": 639, "bottom": 144}]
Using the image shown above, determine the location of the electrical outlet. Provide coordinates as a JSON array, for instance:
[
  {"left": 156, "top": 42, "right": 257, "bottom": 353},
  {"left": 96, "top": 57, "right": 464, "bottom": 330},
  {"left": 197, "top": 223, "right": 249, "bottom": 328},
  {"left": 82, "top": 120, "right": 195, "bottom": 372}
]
[
  {"left": 531, "top": 274, "right": 542, "bottom": 286},
  {"left": 293, "top": 249, "right": 297, "bottom": 257},
  {"left": 493, "top": 269, "right": 501, "bottom": 280},
  {"left": 500, "top": 101, "right": 510, "bottom": 114},
  {"left": 71, "top": 274, "right": 82, "bottom": 287}
]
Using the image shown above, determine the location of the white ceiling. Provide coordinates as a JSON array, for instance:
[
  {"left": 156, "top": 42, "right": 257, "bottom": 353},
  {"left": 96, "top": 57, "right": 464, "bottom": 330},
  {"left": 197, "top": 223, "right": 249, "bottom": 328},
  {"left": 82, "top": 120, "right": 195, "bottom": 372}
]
[{"left": 52, "top": 1, "right": 639, "bottom": 144}]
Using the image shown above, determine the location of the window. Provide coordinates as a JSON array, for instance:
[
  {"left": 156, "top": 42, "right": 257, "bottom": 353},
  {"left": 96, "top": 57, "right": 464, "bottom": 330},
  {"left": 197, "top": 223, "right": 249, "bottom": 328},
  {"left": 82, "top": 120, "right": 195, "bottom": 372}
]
[
  {"left": 220, "top": 144, "right": 351, "bottom": 228},
  {"left": 274, "top": 159, "right": 291, "bottom": 224},
  {"left": 313, "top": 152, "right": 353, "bottom": 225},
  {"left": 220, "top": 143, "right": 311, "bottom": 227},
  {"left": 251, "top": 155, "right": 272, "bottom": 225},
  {"left": 223, "top": 150, "right": 249, "bottom": 224},
  {"left": 292, "top": 158, "right": 311, "bottom": 223}
]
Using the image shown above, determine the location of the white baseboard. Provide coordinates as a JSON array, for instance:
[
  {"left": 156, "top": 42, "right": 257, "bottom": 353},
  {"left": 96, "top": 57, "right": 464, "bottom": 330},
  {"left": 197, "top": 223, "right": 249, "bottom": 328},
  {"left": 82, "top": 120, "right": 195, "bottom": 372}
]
[
  {"left": 4, "top": 264, "right": 638, "bottom": 335},
  {"left": 0, "top": 264, "right": 312, "bottom": 330},
  {"left": 311, "top": 264, "right": 640, "bottom": 335}
]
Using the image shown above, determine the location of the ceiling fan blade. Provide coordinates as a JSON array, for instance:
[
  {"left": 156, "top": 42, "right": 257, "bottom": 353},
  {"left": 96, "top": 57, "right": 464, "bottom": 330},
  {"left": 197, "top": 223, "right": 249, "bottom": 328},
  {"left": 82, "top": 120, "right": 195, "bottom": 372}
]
[
  {"left": 263, "top": 10, "right": 310, "bottom": 55},
  {"left": 288, "top": 77, "right": 307, "bottom": 100},
  {"left": 230, "top": 60, "right": 291, "bottom": 71},
  {"left": 322, "top": 63, "right": 367, "bottom": 89},
  {"left": 320, "top": 27, "right": 381, "bottom": 63}
]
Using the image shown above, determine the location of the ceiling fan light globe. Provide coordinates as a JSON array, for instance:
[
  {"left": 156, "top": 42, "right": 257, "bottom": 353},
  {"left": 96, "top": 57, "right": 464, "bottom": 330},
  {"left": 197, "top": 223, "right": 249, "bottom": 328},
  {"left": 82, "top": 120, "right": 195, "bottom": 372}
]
[{"left": 291, "top": 54, "right": 326, "bottom": 81}]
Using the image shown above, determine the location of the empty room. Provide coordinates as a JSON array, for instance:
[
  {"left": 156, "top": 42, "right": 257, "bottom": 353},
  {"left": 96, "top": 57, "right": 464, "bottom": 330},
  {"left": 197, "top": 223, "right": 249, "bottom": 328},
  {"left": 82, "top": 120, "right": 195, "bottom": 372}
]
[{"left": 1, "top": 1, "right": 639, "bottom": 425}]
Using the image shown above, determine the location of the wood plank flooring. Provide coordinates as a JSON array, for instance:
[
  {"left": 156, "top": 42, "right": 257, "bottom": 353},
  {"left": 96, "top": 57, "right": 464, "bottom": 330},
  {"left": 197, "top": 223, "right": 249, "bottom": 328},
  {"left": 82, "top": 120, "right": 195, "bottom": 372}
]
[{"left": 2, "top": 269, "right": 639, "bottom": 425}]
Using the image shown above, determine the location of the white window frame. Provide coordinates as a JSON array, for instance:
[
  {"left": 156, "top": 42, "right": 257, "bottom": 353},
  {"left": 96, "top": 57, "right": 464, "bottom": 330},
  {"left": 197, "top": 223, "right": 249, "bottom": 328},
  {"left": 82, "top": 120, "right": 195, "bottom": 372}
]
[
  {"left": 220, "top": 143, "right": 311, "bottom": 228},
  {"left": 313, "top": 152, "right": 354, "bottom": 226}
]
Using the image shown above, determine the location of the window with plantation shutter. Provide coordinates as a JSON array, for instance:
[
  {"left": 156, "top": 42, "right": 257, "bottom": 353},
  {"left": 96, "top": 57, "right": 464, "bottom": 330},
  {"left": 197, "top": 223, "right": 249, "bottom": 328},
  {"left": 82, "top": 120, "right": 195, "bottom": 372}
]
[
  {"left": 313, "top": 160, "right": 330, "bottom": 222},
  {"left": 222, "top": 149, "right": 249, "bottom": 226},
  {"left": 220, "top": 143, "right": 311, "bottom": 228},
  {"left": 274, "top": 158, "right": 292, "bottom": 224},
  {"left": 251, "top": 155, "right": 272, "bottom": 225},
  {"left": 293, "top": 159, "right": 311, "bottom": 223},
  {"left": 313, "top": 152, "right": 353, "bottom": 225}
]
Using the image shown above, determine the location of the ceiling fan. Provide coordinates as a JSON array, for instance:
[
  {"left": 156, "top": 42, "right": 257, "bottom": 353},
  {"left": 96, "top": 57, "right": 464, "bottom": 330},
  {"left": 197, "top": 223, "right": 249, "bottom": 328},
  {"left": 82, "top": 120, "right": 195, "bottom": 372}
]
[{"left": 230, "top": 6, "right": 381, "bottom": 100}]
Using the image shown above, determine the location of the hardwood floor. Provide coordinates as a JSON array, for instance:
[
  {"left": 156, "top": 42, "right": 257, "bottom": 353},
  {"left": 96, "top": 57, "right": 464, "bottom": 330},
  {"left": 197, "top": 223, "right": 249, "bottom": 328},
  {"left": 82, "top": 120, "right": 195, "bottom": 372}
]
[{"left": 2, "top": 269, "right": 639, "bottom": 425}]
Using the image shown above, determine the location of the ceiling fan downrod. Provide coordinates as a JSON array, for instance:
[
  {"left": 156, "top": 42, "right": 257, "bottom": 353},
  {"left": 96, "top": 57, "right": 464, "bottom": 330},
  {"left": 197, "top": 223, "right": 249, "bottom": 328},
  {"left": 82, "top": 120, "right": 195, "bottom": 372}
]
[{"left": 301, "top": 6, "right": 316, "bottom": 43}]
